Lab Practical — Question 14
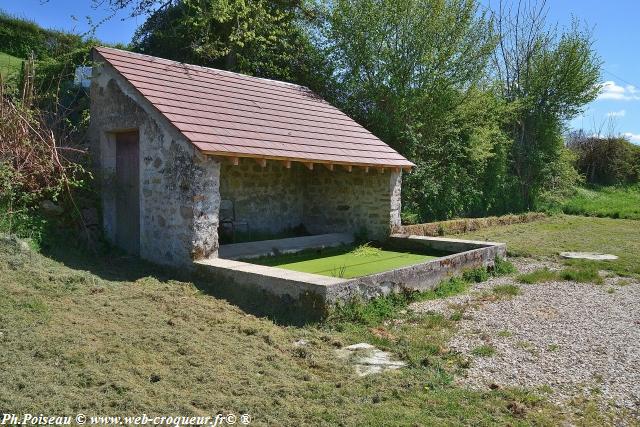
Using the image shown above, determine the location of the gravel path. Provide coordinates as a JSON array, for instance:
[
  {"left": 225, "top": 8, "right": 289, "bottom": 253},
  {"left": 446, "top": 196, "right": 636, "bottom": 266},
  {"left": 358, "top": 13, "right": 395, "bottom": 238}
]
[{"left": 410, "top": 258, "right": 640, "bottom": 413}]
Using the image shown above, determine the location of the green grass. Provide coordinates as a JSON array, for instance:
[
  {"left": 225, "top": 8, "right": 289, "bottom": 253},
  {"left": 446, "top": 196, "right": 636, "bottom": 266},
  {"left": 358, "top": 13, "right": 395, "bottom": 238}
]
[
  {"left": 250, "top": 244, "right": 439, "bottom": 278},
  {"left": 471, "top": 345, "right": 496, "bottom": 357},
  {"left": 493, "top": 284, "right": 521, "bottom": 297},
  {"left": 517, "top": 265, "right": 603, "bottom": 285},
  {"left": 0, "top": 235, "right": 581, "bottom": 426},
  {"left": 559, "top": 185, "right": 640, "bottom": 220},
  {"left": 0, "top": 51, "right": 22, "bottom": 84},
  {"left": 517, "top": 268, "right": 559, "bottom": 284},
  {"left": 460, "top": 214, "right": 640, "bottom": 278}
]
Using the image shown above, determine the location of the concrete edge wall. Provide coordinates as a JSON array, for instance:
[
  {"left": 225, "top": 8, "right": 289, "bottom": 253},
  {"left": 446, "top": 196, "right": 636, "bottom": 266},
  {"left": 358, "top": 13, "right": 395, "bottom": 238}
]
[{"left": 194, "top": 236, "right": 507, "bottom": 315}]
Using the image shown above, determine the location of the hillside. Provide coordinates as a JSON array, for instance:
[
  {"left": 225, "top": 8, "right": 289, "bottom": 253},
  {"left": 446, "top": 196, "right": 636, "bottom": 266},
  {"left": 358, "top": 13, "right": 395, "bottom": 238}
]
[{"left": 0, "top": 51, "right": 22, "bottom": 83}]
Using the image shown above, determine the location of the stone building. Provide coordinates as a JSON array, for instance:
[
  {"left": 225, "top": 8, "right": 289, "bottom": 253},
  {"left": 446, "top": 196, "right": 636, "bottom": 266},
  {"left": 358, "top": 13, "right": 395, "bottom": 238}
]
[{"left": 89, "top": 47, "right": 413, "bottom": 266}]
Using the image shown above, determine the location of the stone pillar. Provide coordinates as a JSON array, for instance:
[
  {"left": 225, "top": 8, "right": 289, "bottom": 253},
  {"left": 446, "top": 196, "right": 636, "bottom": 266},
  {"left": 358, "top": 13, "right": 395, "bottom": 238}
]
[
  {"left": 389, "top": 170, "right": 402, "bottom": 233},
  {"left": 190, "top": 152, "right": 221, "bottom": 260}
]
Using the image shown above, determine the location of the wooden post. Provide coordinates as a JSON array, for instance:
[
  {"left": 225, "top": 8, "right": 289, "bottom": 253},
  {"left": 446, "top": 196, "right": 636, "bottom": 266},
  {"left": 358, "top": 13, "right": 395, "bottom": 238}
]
[
  {"left": 255, "top": 158, "right": 267, "bottom": 168},
  {"left": 323, "top": 163, "right": 334, "bottom": 171}
]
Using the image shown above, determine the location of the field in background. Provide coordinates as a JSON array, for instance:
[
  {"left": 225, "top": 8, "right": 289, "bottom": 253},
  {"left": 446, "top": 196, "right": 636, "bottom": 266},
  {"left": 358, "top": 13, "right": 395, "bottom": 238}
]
[
  {"left": 0, "top": 51, "right": 22, "bottom": 84},
  {"left": 459, "top": 214, "right": 640, "bottom": 277},
  {"left": 558, "top": 185, "right": 640, "bottom": 220}
]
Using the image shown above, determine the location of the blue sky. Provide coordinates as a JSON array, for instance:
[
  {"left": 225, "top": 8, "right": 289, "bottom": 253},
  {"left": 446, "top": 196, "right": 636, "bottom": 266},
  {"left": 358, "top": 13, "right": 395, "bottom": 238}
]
[{"left": 1, "top": 0, "right": 638, "bottom": 143}]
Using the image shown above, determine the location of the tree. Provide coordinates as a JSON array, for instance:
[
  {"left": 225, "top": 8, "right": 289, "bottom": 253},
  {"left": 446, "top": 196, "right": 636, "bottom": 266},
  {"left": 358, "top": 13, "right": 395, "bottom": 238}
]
[
  {"left": 324, "top": 0, "right": 513, "bottom": 220},
  {"left": 492, "top": 0, "right": 601, "bottom": 208},
  {"left": 130, "top": 0, "right": 333, "bottom": 89}
]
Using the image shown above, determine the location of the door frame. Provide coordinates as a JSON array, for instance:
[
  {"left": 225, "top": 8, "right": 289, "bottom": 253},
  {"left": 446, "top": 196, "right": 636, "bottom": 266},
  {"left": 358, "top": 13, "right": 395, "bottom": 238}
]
[{"left": 113, "top": 129, "right": 141, "bottom": 255}]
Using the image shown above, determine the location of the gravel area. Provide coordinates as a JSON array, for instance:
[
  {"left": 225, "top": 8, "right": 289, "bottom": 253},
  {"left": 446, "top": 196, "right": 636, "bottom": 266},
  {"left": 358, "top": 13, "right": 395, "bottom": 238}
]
[{"left": 410, "top": 258, "right": 640, "bottom": 413}]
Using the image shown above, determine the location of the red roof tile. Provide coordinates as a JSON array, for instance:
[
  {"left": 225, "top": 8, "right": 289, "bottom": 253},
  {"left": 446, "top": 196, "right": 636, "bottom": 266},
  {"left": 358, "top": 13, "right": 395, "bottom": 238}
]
[{"left": 94, "top": 47, "right": 414, "bottom": 168}]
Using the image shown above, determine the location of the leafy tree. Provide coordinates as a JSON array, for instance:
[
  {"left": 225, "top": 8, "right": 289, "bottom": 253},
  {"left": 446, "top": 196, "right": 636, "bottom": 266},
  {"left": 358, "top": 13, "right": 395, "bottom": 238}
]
[
  {"left": 493, "top": 1, "right": 601, "bottom": 208},
  {"left": 130, "top": 0, "right": 332, "bottom": 89},
  {"left": 324, "top": 0, "right": 514, "bottom": 220}
]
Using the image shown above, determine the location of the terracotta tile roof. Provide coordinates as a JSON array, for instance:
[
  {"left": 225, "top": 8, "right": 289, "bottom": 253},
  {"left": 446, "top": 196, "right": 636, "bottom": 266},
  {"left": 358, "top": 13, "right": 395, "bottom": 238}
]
[{"left": 94, "top": 47, "right": 414, "bottom": 168}]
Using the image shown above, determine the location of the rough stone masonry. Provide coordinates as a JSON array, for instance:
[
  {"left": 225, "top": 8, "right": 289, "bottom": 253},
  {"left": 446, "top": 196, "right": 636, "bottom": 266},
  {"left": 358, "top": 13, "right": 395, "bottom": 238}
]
[{"left": 90, "top": 58, "right": 402, "bottom": 267}]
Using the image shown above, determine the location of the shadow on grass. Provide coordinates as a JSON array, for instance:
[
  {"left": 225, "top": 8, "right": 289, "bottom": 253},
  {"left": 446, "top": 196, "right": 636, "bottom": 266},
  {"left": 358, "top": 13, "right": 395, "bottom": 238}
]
[{"left": 40, "top": 231, "right": 322, "bottom": 326}]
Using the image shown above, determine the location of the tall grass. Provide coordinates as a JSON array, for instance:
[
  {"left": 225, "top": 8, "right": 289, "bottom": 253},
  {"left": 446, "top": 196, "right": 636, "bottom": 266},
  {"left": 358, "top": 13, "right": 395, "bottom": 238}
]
[{"left": 559, "top": 185, "right": 640, "bottom": 220}]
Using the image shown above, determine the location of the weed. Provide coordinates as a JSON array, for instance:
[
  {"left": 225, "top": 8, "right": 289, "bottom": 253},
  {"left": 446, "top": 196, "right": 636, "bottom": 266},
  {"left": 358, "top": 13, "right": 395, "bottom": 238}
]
[
  {"left": 471, "top": 345, "right": 496, "bottom": 357},
  {"left": 547, "top": 344, "right": 559, "bottom": 352},
  {"left": 559, "top": 267, "right": 603, "bottom": 284},
  {"left": 463, "top": 267, "right": 490, "bottom": 283},
  {"left": 607, "top": 288, "right": 615, "bottom": 294},
  {"left": 517, "top": 268, "right": 557, "bottom": 284},
  {"left": 330, "top": 264, "right": 348, "bottom": 278},
  {"left": 492, "top": 284, "right": 521, "bottom": 297},
  {"left": 350, "top": 242, "right": 382, "bottom": 257},
  {"left": 417, "top": 277, "right": 471, "bottom": 301},
  {"left": 449, "top": 312, "right": 463, "bottom": 321},
  {"left": 497, "top": 330, "right": 512, "bottom": 338},
  {"left": 493, "top": 256, "right": 517, "bottom": 276},
  {"left": 327, "top": 292, "right": 411, "bottom": 326}
]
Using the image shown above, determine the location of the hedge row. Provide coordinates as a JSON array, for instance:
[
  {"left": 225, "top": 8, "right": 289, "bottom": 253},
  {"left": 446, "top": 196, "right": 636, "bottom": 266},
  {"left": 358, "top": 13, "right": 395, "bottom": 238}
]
[{"left": 395, "top": 212, "right": 547, "bottom": 237}]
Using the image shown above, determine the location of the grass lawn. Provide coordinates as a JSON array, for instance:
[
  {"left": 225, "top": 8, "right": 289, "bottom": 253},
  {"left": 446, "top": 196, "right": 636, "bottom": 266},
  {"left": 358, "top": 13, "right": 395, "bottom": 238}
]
[
  {"left": 0, "top": 51, "right": 23, "bottom": 84},
  {"left": 249, "top": 245, "right": 437, "bottom": 278},
  {"left": 0, "top": 235, "right": 588, "bottom": 426},
  {"left": 458, "top": 214, "right": 640, "bottom": 277},
  {"left": 558, "top": 185, "right": 640, "bottom": 220}
]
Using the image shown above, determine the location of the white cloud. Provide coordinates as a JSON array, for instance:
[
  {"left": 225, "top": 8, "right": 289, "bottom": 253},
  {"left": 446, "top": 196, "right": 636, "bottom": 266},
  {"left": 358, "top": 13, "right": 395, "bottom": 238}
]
[
  {"left": 598, "top": 81, "right": 640, "bottom": 101},
  {"left": 606, "top": 109, "right": 626, "bottom": 117},
  {"left": 623, "top": 132, "right": 640, "bottom": 144}
]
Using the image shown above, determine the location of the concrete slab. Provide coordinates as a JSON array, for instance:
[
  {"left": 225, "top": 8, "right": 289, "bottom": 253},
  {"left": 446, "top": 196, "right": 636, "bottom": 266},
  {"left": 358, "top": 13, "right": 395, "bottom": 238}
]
[
  {"left": 218, "top": 232, "right": 355, "bottom": 260},
  {"left": 335, "top": 342, "right": 407, "bottom": 376},
  {"left": 560, "top": 252, "right": 619, "bottom": 260}
]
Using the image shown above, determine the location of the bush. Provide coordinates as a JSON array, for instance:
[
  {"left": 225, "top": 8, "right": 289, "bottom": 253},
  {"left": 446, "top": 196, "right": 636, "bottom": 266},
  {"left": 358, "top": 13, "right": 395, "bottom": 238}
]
[
  {"left": 567, "top": 132, "right": 640, "bottom": 185},
  {"left": 0, "top": 11, "right": 84, "bottom": 59},
  {"left": 0, "top": 57, "right": 92, "bottom": 247}
]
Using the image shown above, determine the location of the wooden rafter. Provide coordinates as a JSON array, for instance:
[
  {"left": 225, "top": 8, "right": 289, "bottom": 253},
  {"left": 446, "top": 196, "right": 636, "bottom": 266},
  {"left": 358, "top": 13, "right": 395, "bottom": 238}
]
[{"left": 256, "top": 158, "right": 267, "bottom": 168}]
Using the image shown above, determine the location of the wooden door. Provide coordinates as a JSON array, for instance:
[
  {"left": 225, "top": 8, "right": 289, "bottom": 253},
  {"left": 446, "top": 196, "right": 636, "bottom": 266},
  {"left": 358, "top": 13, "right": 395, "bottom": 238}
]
[{"left": 115, "top": 131, "right": 140, "bottom": 255}]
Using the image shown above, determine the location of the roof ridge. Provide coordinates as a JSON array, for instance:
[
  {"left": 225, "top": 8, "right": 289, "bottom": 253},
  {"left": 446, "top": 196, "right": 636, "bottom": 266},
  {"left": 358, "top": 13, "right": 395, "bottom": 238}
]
[{"left": 95, "top": 46, "right": 307, "bottom": 90}]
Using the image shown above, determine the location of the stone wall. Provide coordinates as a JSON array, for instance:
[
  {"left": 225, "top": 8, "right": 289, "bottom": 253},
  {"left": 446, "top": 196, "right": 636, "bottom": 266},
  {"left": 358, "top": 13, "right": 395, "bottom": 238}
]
[
  {"left": 303, "top": 167, "right": 401, "bottom": 241},
  {"left": 219, "top": 160, "right": 305, "bottom": 233},
  {"left": 89, "top": 57, "right": 220, "bottom": 266},
  {"left": 219, "top": 158, "right": 402, "bottom": 241}
]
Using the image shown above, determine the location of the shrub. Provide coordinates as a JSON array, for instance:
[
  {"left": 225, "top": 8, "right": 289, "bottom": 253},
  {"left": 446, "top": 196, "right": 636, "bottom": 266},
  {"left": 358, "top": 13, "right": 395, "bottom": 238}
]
[
  {"left": 567, "top": 132, "right": 640, "bottom": 185},
  {"left": 0, "top": 56, "right": 92, "bottom": 245}
]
